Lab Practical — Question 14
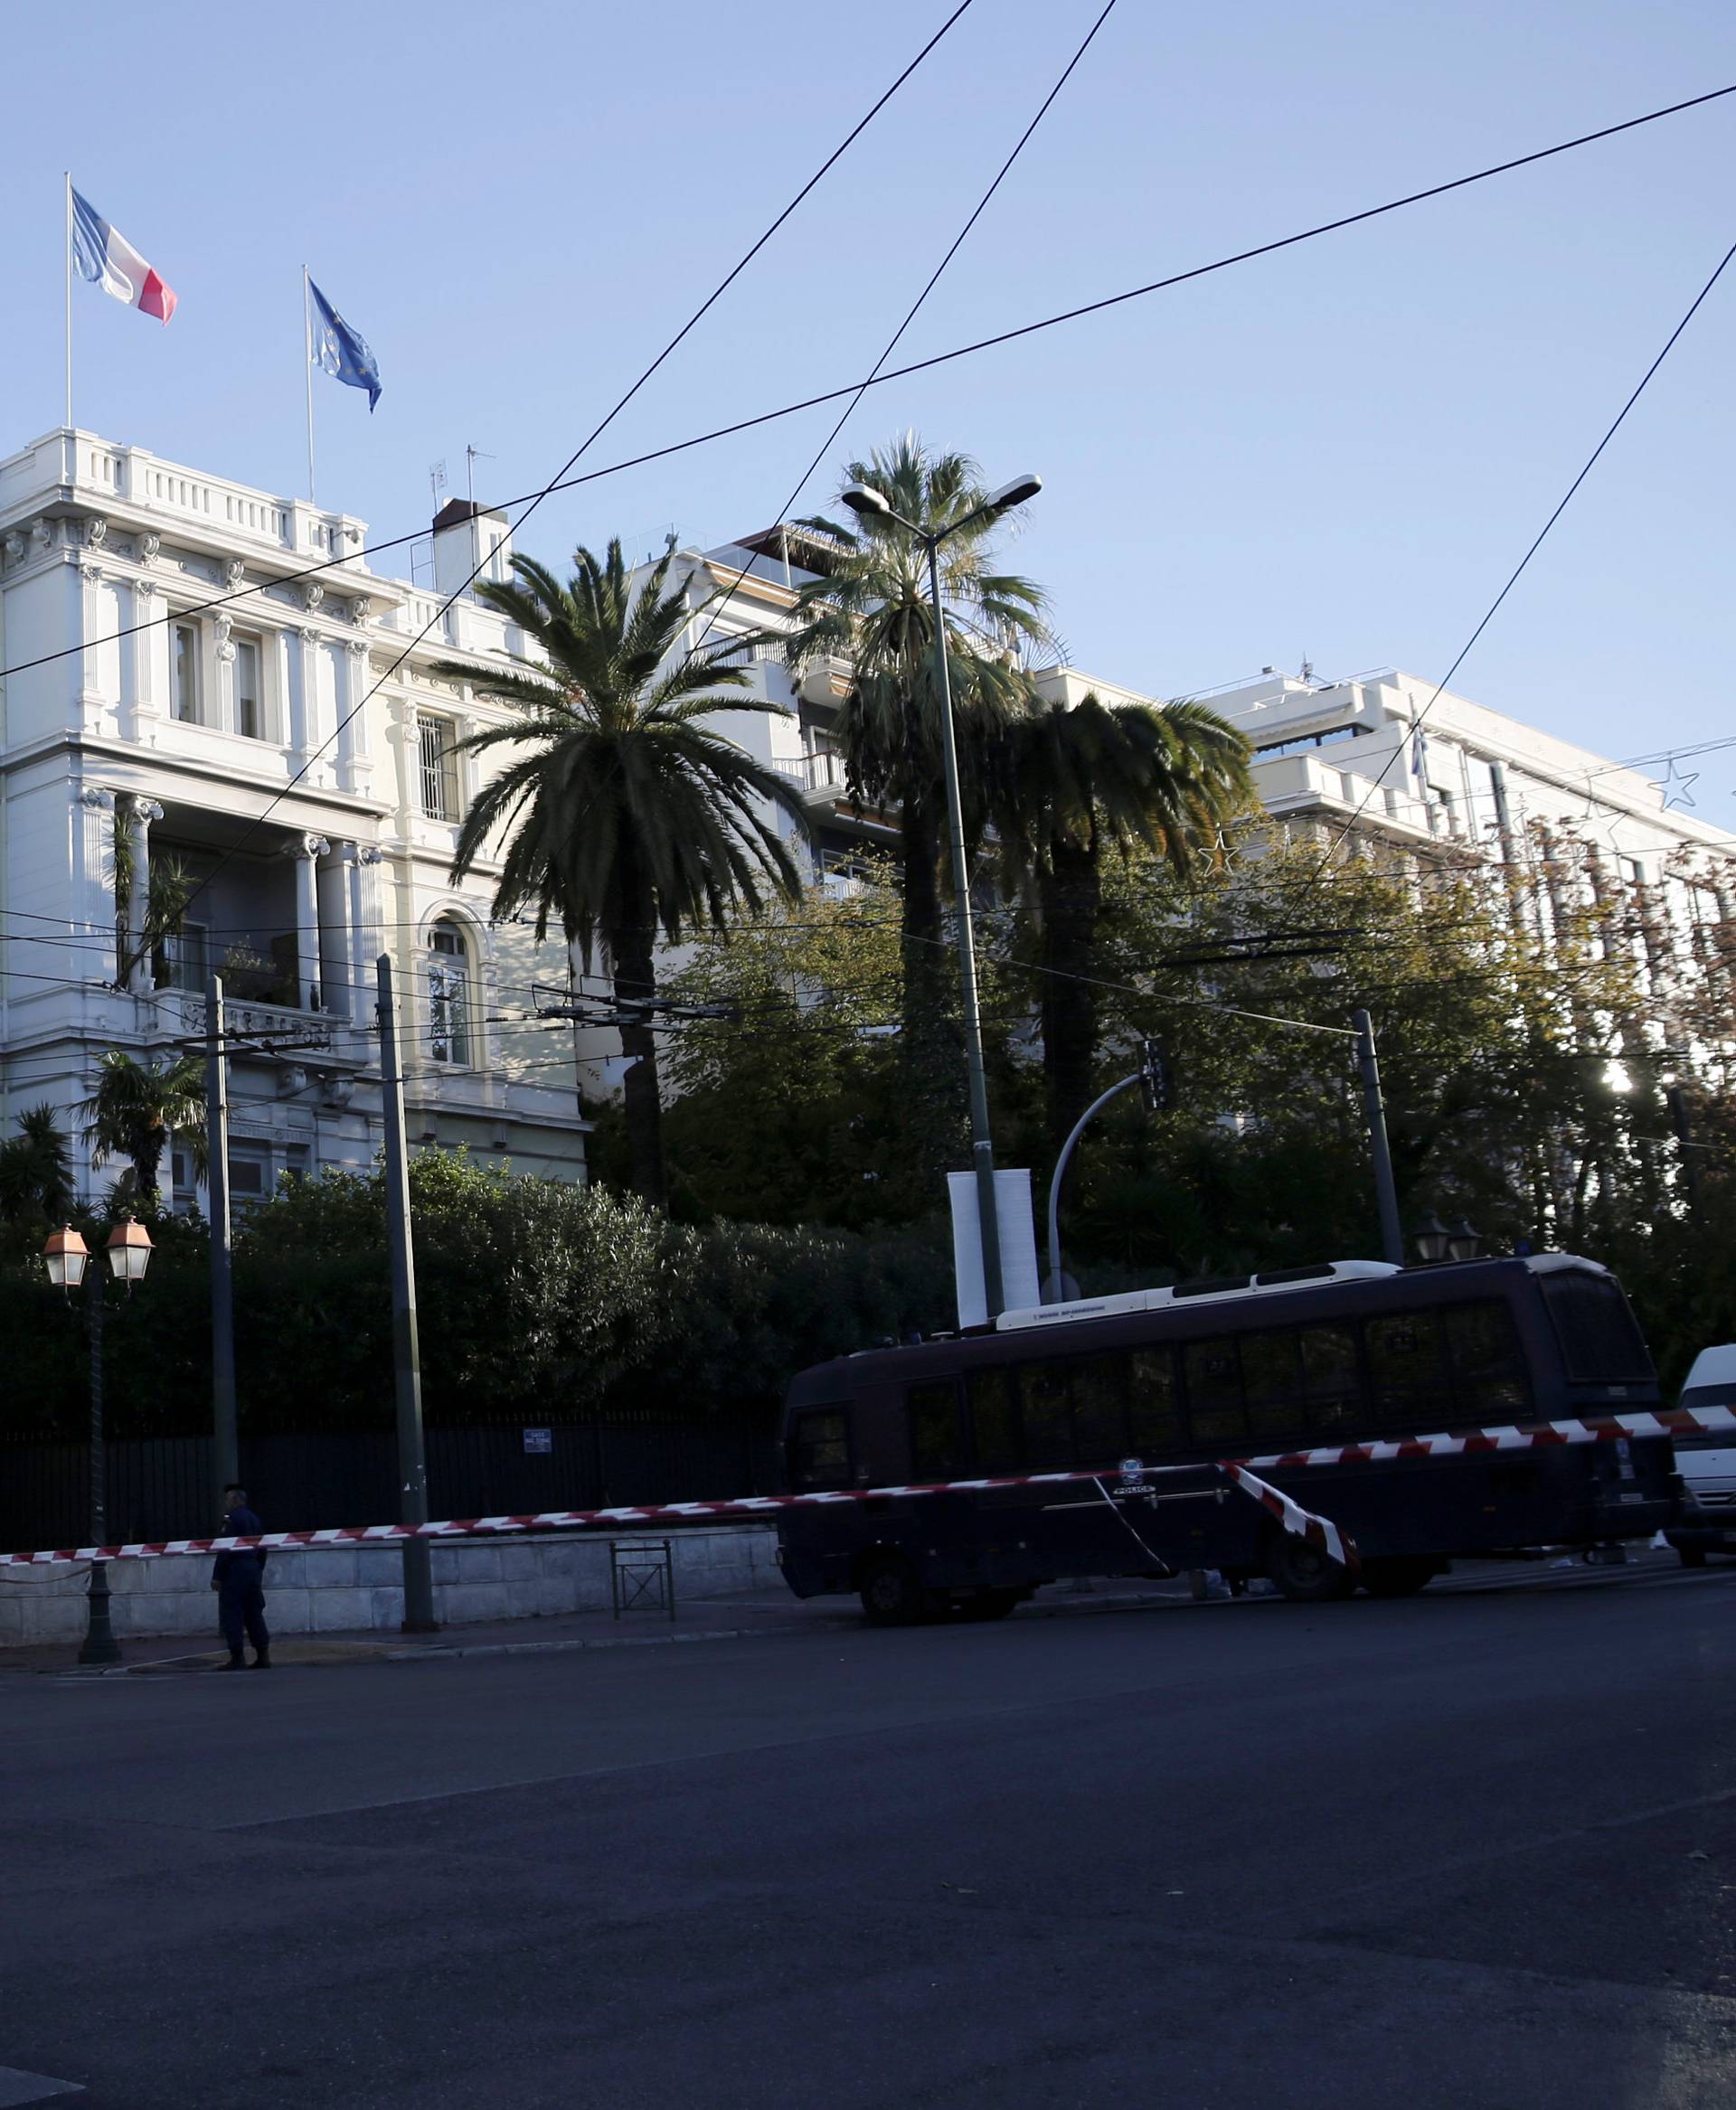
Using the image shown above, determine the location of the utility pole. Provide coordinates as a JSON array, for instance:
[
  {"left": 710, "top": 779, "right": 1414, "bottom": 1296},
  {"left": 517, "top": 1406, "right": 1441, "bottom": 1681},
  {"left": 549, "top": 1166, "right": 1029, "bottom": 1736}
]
[
  {"left": 204, "top": 973, "right": 239, "bottom": 1499},
  {"left": 927, "top": 538, "right": 1002, "bottom": 1318},
  {"left": 376, "top": 955, "right": 438, "bottom": 1632},
  {"left": 1354, "top": 1008, "right": 1405, "bottom": 1266},
  {"left": 79, "top": 1267, "right": 120, "bottom": 1666}
]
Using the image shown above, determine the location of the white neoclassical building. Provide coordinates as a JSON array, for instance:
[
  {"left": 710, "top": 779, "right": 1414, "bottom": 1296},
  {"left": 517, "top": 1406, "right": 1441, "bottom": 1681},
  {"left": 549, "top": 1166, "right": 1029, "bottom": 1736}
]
[{"left": 0, "top": 427, "right": 590, "bottom": 1205}]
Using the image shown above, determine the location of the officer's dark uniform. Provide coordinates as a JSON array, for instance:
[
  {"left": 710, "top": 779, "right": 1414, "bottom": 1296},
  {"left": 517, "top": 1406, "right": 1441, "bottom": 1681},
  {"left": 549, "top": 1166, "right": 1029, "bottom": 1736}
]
[{"left": 213, "top": 1505, "right": 270, "bottom": 1667}]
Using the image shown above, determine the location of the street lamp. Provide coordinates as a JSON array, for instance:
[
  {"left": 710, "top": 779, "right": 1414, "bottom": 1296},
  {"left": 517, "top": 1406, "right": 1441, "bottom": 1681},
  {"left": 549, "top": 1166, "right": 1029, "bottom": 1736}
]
[
  {"left": 1413, "top": 1211, "right": 1451, "bottom": 1266},
  {"left": 42, "top": 1213, "right": 154, "bottom": 1666},
  {"left": 1445, "top": 1218, "right": 1482, "bottom": 1264},
  {"left": 838, "top": 469, "right": 1043, "bottom": 1318}
]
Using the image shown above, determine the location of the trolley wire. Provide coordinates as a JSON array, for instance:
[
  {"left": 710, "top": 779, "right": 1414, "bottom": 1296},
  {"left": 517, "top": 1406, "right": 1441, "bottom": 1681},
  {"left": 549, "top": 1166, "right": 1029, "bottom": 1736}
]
[
  {"left": 1305, "top": 229, "right": 1736, "bottom": 881},
  {"left": 162, "top": 0, "right": 981, "bottom": 925},
  {"left": 3, "top": 80, "right": 1729, "bottom": 695}
]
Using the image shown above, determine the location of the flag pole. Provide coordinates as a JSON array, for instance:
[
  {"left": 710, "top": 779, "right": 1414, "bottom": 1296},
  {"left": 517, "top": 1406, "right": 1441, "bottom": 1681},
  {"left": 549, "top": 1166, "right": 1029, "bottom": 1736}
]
[
  {"left": 302, "top": 265, "right": 316, "bottom": 506},
  {"left": 64, "top": 173, "right": 73, "bottom": 432}
]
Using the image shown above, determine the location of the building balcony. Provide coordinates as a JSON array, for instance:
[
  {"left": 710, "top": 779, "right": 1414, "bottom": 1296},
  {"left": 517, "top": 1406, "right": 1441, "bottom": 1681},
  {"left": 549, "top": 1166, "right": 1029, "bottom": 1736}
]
[
  {"left": 1250, "top": 751, "right": 1439, "bottom": 844},
  {"left": 154, "top": 986, "right": 347, "bottom": 1056}
]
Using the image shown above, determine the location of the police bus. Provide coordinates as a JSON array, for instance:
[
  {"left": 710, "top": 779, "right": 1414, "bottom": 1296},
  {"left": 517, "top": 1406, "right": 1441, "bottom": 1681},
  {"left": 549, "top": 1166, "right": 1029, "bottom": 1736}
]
[{"left": 774, "top": 1253, "right": 1686, "bottom": 1622}]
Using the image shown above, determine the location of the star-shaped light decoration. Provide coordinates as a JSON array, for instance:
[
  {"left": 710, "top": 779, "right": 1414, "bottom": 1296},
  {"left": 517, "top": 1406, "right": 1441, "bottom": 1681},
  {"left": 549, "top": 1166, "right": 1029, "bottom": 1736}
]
[{"left": 1660, "top": 757, "right": 1700, "bottom": 811}]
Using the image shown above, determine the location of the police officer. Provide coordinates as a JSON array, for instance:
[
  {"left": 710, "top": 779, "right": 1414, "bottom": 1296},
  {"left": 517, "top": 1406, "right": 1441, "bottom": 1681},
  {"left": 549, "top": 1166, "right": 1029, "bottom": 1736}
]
[{"left": 212, "top": 1484, "right": 270, "bottom": 1671}]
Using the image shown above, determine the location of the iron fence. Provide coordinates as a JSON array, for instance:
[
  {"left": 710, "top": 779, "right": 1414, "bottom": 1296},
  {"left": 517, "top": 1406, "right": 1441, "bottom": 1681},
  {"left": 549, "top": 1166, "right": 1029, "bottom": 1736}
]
[{"left": 0, "top": 1421, "right": 782, "bottom": 1553}]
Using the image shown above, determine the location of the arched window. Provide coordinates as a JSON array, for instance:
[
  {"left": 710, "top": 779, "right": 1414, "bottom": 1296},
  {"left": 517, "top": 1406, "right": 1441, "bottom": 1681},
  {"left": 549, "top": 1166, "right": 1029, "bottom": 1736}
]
[{"left": 428, "top": 919, "right": 470, "bottom": 1065}]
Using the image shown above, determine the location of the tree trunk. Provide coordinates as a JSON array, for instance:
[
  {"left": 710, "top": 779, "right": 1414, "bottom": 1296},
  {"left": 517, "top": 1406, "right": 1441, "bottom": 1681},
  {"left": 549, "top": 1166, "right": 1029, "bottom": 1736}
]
[
  {"left": 899, "top": 782, "right": 967, "bottom": 1197},
  {"left": 1041, "top": 834, "right": 1102, "bottom": 1177},
  {"left": 609, "top": 914, "right": 665, "bottom": 1210},
  {"left": 133, "top": 1126, "right": 165, "bottom": 1205}
]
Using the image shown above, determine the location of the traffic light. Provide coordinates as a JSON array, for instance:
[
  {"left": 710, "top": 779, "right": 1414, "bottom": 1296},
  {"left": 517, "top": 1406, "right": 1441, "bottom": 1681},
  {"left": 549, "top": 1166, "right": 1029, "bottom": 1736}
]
[{"left": 1139, "top": 1039, "right": 1172, "bottom": 1113}]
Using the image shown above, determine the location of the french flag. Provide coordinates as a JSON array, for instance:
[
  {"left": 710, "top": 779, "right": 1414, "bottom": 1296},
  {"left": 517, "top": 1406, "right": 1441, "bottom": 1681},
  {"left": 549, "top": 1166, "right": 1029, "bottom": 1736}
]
[{"left": 71, "top": 186, "right": 177, "bottom": 325}]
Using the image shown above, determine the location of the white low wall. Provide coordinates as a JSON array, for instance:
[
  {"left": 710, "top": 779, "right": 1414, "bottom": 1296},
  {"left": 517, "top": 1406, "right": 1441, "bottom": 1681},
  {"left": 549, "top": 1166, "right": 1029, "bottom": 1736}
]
[{"left": 0, "top": 1526, "right": 784, "bottom": 1649}]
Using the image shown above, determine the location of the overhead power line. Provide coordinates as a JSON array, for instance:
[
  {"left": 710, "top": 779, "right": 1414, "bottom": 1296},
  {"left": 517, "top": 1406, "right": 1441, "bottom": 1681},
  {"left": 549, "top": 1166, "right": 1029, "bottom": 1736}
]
[
  {"left": 693, "top": 0, "right": 1121, "bottom": 654},
  {"left": 167, "top": 0, "right": 981, "bottom": 924},
  {"left": 3, "top": 80, "right": 1731, "bottom": 697},
  {"left": 1310, "top": 226, "right": 1736, "bottom": 878}
]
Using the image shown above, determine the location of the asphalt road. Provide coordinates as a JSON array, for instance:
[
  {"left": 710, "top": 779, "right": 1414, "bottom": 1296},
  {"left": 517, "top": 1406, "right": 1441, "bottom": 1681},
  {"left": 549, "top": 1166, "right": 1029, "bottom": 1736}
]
[{"left": 2, "top": 1559, "right": 1734, "bottom": 2110}]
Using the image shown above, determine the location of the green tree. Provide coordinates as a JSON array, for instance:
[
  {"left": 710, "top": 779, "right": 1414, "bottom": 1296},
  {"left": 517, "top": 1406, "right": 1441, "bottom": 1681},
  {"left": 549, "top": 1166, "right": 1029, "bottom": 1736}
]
[
  {"left": 436, "top": 537, "right": 808, "bottom": 1207},
  {"left": 78, "top": 1050, "right": 207, "bottom": 1204},
  {"left": 0, "top": 1105, "right": 75, "bottom": 1229},
  {"left": 657, "top": 872, "right": 921, "bottom": 1224},
  {"left": 774, "top": 436, "right": 1050, "bottom": 1185},
  {"left": 986, "top": 691, "right": 1253, "bottom": 1173}
]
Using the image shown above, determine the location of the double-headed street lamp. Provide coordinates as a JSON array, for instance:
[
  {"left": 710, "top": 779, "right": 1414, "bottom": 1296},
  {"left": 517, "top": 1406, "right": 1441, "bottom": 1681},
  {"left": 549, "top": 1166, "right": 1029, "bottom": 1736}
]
[
  {"left": 1412, "top": 1212, "right": 1482, "bottom": 1266},
  {"left": 839, "top": 470, "right": 1043, "bottom": 1319},
  {"left": 44, "top": 1214, "right": 154, "bottom": 1666}
]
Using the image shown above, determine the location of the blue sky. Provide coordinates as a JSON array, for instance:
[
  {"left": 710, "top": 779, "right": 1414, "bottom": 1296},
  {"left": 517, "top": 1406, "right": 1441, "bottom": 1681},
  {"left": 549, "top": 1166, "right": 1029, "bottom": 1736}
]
[{"left": 6, "top": 0, "right": 1734, "bottom": 807}]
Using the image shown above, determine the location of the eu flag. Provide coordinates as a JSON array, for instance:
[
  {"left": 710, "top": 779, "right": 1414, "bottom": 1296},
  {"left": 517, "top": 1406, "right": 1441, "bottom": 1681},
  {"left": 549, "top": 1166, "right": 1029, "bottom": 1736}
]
[{"left": 307, "top": 278, "right": 382, "bottom": 411}]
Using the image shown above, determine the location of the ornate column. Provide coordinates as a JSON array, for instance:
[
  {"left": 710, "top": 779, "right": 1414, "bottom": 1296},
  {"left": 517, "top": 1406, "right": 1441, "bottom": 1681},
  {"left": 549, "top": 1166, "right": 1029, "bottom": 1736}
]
[
  {"left": 78, "top": 559, "right": 108, "bottom": 729},
  {"left": 288, "top": 626, "right": 318, "bottom": 761},
  {"left": 349, "top": 847, "right": 382, "bottom": 1029},
  {"left": 127, "top": 798, "right": 165, "bottom": 994},
  {"left": 212, "top": 612, "right": 237, "bottom": 737},
  {"left": 73, "top": 786, "right": 117, "bottom": 979},
  {"left": 127, "top": 556, "right": 162, "bottom": 744},
  {"left": 335, "top": 638, "right": 371, "bottom": 794},
  {"left": 317, "top": 844, "right": 354, "bottom": 1022},
  {"left": 282, "top": 834, "right": 331, "bottom": 1011}
]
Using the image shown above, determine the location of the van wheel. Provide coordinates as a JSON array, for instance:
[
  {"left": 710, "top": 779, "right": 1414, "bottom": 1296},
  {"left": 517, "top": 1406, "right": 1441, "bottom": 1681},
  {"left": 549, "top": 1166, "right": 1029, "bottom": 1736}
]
[
  {"left": 1266, "top": 1533, "right": 1354, "bottom": 1604},
  {"left": 859, "top": 1555, "right": 928, "bottom": 1626},
  {"left": 1360, "top": 1557, "right": 1437, "bottom": 1598},
  {"left": 1678, "top": 1544, "right": 1709, "bottom": 1569}
]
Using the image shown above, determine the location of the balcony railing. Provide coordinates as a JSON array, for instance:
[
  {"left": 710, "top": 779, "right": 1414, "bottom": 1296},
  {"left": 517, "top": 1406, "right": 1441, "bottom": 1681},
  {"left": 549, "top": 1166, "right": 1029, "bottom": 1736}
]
[
  {"left": 772, "top": 749, "right": 849, "bottom": 796},
  {"left": 157, "top": 988, "right": 341, "bottom": 1052}
]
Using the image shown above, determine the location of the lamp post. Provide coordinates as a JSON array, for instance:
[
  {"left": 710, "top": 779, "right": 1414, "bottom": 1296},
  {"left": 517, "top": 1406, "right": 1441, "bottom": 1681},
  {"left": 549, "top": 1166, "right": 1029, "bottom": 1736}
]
[
  {"left": 839, "top": 470, "right": 1043, "bottom": 1320},
  {"left": 44, "top": 1213, "right": 154, "bottom": 1666},
  {"left": 1412, "top": 1212, "right": 1451, "bottom": 1266}
]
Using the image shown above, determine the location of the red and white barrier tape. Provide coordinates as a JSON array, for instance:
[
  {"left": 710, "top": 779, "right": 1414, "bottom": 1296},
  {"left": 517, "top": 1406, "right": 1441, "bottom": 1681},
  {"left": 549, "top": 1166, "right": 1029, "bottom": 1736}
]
[
  {"left": 5, "top": 1402, "right": 1726, "bottom": 1573},
  {"left": 1220, "top": 1463, "right": 1357, "bottom": 1571}
]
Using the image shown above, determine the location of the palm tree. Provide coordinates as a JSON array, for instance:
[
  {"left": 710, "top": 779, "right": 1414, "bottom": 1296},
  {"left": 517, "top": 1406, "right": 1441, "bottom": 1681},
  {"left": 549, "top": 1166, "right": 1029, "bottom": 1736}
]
[
  {"left": 79, "top": 1050, "right": 208, "bottom": 1203},
  {"left": 435, "top": 537, "right": 808, "bottom": 1207},
  {"left": 0, "top": 1105, "right": 75, "bottom": 1227},
  {"left": 774, "top": 435, "right": 1052, "bottom": 1179},
  {"left": 988, "top": 693, "right": 1253, "bottom": 1173}
]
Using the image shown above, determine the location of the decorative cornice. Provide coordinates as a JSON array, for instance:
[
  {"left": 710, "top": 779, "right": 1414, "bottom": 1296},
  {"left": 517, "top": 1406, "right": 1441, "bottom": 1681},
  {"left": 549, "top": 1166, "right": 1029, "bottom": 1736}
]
[
  {"left": 78, "top": 786, "right": 116, "bottom": 810},
  {"left": 137, "top": 531, "right": 161, "bottom": 565},
  {"left": 282, "top": 832, "right": 332, "bottom": 861},
  {"left": 302, "top": 581, "right": 325, "bottom": 614}
]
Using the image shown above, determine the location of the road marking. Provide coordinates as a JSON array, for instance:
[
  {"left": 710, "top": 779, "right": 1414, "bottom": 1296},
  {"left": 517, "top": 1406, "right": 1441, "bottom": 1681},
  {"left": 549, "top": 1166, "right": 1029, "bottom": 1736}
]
[{"left": 0, "top": 2068, "right": 83, "bottom": 2105}]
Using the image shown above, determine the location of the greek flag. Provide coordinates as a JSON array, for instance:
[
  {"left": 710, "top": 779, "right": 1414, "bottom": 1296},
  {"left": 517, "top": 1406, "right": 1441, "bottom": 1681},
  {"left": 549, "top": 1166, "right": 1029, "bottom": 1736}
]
[{"left": 307, "top": 277, "right": 382, "bottom": 411}]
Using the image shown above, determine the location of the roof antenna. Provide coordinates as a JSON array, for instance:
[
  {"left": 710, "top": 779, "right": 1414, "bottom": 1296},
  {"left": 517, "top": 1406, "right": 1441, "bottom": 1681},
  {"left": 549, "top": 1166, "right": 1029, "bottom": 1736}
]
[
  {"left": 466, "top": 444, "right": 496, "bottom": 505},
  {"left": 429, "top": 459, "right": 448, "bottom": 510},
  {"left": 1299, "top": 655, "right": 1314, "bottom": 683}
]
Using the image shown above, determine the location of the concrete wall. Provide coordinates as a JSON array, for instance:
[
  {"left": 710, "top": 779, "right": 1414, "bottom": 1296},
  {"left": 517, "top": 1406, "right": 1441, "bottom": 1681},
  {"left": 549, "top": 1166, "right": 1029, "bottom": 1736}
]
[{"left": 0, "top": 1525, "right": 782, "bottom": 1648}]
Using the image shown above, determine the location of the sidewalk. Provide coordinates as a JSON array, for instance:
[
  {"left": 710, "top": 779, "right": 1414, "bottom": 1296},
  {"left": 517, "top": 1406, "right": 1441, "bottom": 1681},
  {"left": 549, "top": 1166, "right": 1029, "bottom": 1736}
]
[{"left": 0, "top": 1576, "right": 1193, "bottom": 1678}]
